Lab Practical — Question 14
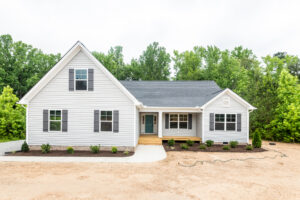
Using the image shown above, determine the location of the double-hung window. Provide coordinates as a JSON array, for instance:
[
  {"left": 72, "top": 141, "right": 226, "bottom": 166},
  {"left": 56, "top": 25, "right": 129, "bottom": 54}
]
[
  {"left": 170, "top": 114, "right": 178, "bottom": 129},
  {"left": 214, "top": 114, "right": 236, "bottom": 131},
  {"left": 49, "top": 110, "right": 62, "bottom": 131},
  {"left": 75, "top": 69, "right": 87, "bottom": 90},
  {"left": 101, "top": 111, "right": 112, "bottom": 131},
  {"left": 179, "top": 114, "right": 188, "bottom": 129}
]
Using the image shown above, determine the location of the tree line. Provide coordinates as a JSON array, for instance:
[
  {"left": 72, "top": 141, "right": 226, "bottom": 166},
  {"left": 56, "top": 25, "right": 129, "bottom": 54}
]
[{"left": 0, "top": 34, "right": 299, "bottom": 142}]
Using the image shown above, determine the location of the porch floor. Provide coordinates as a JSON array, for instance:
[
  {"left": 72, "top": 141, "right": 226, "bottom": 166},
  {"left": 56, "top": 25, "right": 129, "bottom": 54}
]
[{"left": 138, "top": 135, "right": 202, "bottom": 145}]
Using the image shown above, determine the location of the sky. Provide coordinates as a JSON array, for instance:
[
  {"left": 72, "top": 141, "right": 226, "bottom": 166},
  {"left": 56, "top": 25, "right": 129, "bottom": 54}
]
[{"left": 1, "top": 0, "right": 300, "bottom": 64}]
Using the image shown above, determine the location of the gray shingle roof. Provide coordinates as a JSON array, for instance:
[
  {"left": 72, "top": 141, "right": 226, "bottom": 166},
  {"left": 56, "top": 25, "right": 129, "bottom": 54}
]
[{"left": 120, "top": 81, "right": 223, "bottom": 107}]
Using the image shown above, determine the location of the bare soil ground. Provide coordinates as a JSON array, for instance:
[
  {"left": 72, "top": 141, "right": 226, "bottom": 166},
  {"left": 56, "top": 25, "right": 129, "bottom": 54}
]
[{"left": 0, "top": 141, "right": 299, "bottom": 200}]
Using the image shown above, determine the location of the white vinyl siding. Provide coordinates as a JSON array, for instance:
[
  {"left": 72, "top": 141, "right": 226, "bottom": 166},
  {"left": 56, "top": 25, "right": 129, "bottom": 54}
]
[
  {"left": 203, "top": 94, "right": 248, "bottom": 143},
  {"left": 28, "top": 50, "right": 135, "bottom": 147}
]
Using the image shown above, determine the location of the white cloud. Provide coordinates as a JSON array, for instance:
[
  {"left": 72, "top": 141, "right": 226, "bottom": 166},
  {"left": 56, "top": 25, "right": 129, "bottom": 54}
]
[{"left": 0, "top": 0, "right": 300, "bottom": 63}]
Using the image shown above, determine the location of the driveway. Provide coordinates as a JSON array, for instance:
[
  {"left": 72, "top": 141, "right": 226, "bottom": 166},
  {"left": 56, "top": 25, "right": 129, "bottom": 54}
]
[{"left": 0, "top": 141, "right": 299, "bottom": 200}]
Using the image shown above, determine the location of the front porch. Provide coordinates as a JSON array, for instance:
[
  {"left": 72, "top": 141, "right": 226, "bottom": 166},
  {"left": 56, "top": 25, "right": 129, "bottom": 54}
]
[{"left": 138, "top": 135, "right": 202, "bottom": 145}]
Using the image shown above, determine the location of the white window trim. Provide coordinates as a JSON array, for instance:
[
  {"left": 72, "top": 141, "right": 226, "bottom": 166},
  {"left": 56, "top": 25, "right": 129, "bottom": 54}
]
[
  {"left": 100, "top": 110, "right": 113, "bottom": 133},
  {"left": 48, "top": 109, "right": 62, "bottom": 132},
  {"left": 74, "top": 68, "right": 88, "bottom": 91},
  {"left": 169, "top": 113, "right": 189, "bottom": 130},
  {"left": 214, "top": 113, "right": 237, "bottom": 132}
]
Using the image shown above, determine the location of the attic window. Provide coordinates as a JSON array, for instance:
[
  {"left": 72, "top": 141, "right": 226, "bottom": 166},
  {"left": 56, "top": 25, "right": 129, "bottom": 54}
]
[{"left": 75, "top": 69, "right": 87, "bottom": 90}]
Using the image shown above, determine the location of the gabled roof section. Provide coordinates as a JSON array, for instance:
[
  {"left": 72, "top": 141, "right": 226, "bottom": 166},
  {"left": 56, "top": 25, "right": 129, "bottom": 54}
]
[
  {"left": 19, "top": 41, "right": 140, "bottom": 105},
  {"left": 120, "top": 80, "right": 223, "bottom": 107},
  {"left": 200, "top": 88, "right": 256, "bottom": 110}
]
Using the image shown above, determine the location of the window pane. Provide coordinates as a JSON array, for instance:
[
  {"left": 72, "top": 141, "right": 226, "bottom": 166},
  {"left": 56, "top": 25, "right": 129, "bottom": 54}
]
[
  {"left": 56, "top": 110, "right": 61, "bottom": 120},
  {"left": 50, "top": 121, "right": 61, "bottom": 131},
  {"left": 179, "top": 122, "right": 187, "bottom": 129},
  {"left": 170, "top": 122, "right": 178, "bottom": 128},
  {"left": 226, "top": 123, "right": 236, "bottom": 131},
  {"left": 76, "top": 80, "right": 87, "bottom": 90},
  {"left": 75, "top": 69, "right": 87, "bottom": 80},
  {"left": 215, "top": 114, "right": 225, "bottom": 122},
  {"left": 226, "top": 114, "right": 236, "bottom": 122},
  {"left": 101, "top": 122, "right": 112, "bottom": 131},
  {"left": 215, "top": 122, "right": 225, "bottom": 130},
  {"left": 170, "top": 114, "right": 178, "bottom": 121},
  {"left": 180, "top": 114, "right": 187, "bottom": 121}
]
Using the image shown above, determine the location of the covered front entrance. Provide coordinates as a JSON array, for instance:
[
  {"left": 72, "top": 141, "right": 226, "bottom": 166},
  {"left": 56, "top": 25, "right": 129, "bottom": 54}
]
[{"left": 140, "top": 112, "right": 158, "bottom": 135}]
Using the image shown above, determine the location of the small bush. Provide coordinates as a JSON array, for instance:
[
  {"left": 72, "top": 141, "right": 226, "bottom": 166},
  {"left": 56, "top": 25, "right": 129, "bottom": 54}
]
[
  {"left": 111, "top": 147, "right": 118, "bottom": 153},
  {"left": 223, "top": 145, "right": 230, "bottom": 150},
  {"left": 168, "top": 139, "right": 175, "bottom": 146},
  {"left": 180, "top": 143, "right": 189, "bottom": 150},
  {"left": 66, "top": 147, "right": 74, "bottom": 154},
  {"left": 41, "top": 143, "right": 51, "bottom": 154},
  {"left": 252, "top": 131, "right": 262, "bottom": 148},
  {"left": 246, "top": 145, "right": 253, "bottom": 150},
  {"left": 186, "top": 140, "right": 194, "bottom": 146},
  {"left": 199, "top": 144, "right": 207, "bottom": 150},
  {"left": 229, "top": 141, "right": 238, "bottom": 148},
  {"left": 123, "top": 151, "right": 129, "bottom": 155},
  {"left": 21, "top": 141, "right": 29, "bottom": 152},
  {"left": 206, "top": 140, "right": 214, "bottom": 147},
  {"left": 90, "top": 145, "right": 100, "bottom": 154}
]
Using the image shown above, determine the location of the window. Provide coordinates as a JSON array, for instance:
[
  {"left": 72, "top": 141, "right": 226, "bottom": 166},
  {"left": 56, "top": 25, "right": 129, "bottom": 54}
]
[
  {"left": 142, "top": 116, "right": 145, "bottom": 124},
  {"left": 214, "top": 113, "right": 236, "bottom": 131},
  {"left": 226, "top": 114, "right": 236, "bottom": 131},
  {"left": 179, "top": 114, "right": 188, "bottom": 129},
  {"left": 101, "top": 111, "right": 112, "bottom": 131},
  {"left": 154, "top": 116, "right": 157, "bottom": 124},
  {"left": 170, "top": 114, "right": 178, "bottom": 129},
  {"left": 75, "top": 69, "right": 87, "bottom": 90},
  {"left": 215, "top": 114, "right": 225, "bottom": 130},
  {"left": 49, "top": 110, "right": 61, "bottom": 131}
]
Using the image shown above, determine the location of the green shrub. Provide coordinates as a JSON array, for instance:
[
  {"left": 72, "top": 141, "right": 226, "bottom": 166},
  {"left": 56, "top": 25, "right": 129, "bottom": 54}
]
[
  {"left": 252, "top": 131, "right": 262, "bottom": 148},
  {"left": 41, "top": 143, "right": 51, "bottom": 154},
  {"left": 168, "top": 139, "right": 175, "bottom": 146},
  {"left": 111, "top": 147, "right": 118, "bottom": 153},
  {"left": 206, "top": 140, "right": 214, "bottom": 147},
  {"left": 246, "top": 145, "right": 253, "bottom": 150},
  {"left": 90, "top": 145, "right": 100, "bottom": 153},
  {"left": 66, "top": 146, "right": 74, "bottom": 154},
  {"left": 199, "top": 144, "right": 207, "bottom": 150},
  {"left": 21, "top": 141, "right": 29, "bottom": 152},
  {"left": 223, "top": 145, "right": 230, "bottom": 150},
  {"left": 123, "top": 151, "right": 129, "bottom": 155},
  {"left": 186, "top": 140, "right": 194, "bottom": 146},
  {"left": 180, "top": 143, "right": 189, "bottom": 150},
  {"left": 229, "top": 141, "right": 238, "bottom": 148}
]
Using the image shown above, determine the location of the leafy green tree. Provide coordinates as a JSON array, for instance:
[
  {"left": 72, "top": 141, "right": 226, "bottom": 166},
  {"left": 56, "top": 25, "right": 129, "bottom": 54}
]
[
  {"left": 267, "top": 69, "right": 300, "bottom": 142},
  {"left": 138, "top": 42, "right": 171, "bottom": 80},
  {"left": 0, "top": 34, "right": 61, "bottom": 98},
  {"left": 273, "top": 52, "right": 300, "bottom": 80},
  {"left": 0, "top": 86, "right": 25, "bottom": 139}
]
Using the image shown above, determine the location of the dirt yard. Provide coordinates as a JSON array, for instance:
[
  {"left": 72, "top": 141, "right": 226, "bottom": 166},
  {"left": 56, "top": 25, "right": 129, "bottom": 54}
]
[{"left": 0, "top": 141, "right": 299, "bottom": 200}]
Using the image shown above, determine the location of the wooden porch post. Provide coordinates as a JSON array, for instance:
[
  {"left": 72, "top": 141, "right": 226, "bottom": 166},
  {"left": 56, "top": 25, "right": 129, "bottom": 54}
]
[{"left": 158, "top": 111, "right": 163, "bottom": 138}]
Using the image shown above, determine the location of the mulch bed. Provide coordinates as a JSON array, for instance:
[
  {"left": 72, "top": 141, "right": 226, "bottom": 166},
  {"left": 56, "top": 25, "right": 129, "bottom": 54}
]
[
  {"left": 163, "top": 142, "right": 266, "bottom": 153},
  {"left": 5, "top": 150, "right": 134, "bottom": 157}
]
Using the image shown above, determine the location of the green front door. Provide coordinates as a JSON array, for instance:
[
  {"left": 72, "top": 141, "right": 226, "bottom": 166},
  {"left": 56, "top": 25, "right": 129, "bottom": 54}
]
[{"left": 145, "top": 115, "right": 154, "bottom": 133}]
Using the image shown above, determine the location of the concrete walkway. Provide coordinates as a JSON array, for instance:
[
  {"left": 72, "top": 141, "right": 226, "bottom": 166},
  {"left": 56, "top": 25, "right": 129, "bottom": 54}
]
[
  {"left": 0, "top": 145, "right": 166, "bottom": 163},
  {"left": 0, "top": 140, "right": 25, "bottom": 156}
]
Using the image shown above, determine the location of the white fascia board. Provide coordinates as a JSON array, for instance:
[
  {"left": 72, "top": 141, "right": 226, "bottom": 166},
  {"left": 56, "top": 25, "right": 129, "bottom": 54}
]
[
  {"left": 201, "top": 88, "right": 256, "bottom": 110},
  {"left": 140, "top": 106, "right": 202, "bottom": 113}
]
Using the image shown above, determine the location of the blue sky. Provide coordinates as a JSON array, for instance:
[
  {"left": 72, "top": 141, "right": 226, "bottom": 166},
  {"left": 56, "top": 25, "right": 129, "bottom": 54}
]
[{"left": 1, "top": 0, "right": 300, "bottom": 63}]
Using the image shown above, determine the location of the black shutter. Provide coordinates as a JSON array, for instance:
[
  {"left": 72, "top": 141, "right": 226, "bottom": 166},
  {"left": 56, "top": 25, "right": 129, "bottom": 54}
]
[
  {"left": 188, "top": 114, "right": 192, "bottom": 129},
  {"left": 69, "top": 69, "right": 74, "bottom": 91},
  {"left": 209, "top": 113, "right": 214, "bottom": 131},
  {"left": 237, "top": 114, "right": 242, "bottom": 132},
  {"left": 94, "top": 110, "right": 99, "bottom": 132},
  {"left": 43, "top": 110, "right": 48, "bottom": 132},
  {"left": 88, "top": 69, "right": 94, "bottom": 91},
  {"left": 165, "top": 113, "right": 169, "bottom": 129},
  {"left": 62, "top": 110, "right": 68, "bottom": 132},
  {"left": 113, "top": 110, "right": 119, "bottom": 133}
]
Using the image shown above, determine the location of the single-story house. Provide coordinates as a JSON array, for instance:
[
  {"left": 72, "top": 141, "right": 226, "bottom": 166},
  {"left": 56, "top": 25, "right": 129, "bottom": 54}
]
[{"left": 19, "top": 41, "right": 256, "bottom": 151}]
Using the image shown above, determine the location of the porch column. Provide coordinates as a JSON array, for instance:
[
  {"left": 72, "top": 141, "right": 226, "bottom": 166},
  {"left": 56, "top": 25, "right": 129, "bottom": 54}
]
[{"left": 158, "top": 111, "right": 163, "bottom": 138}]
